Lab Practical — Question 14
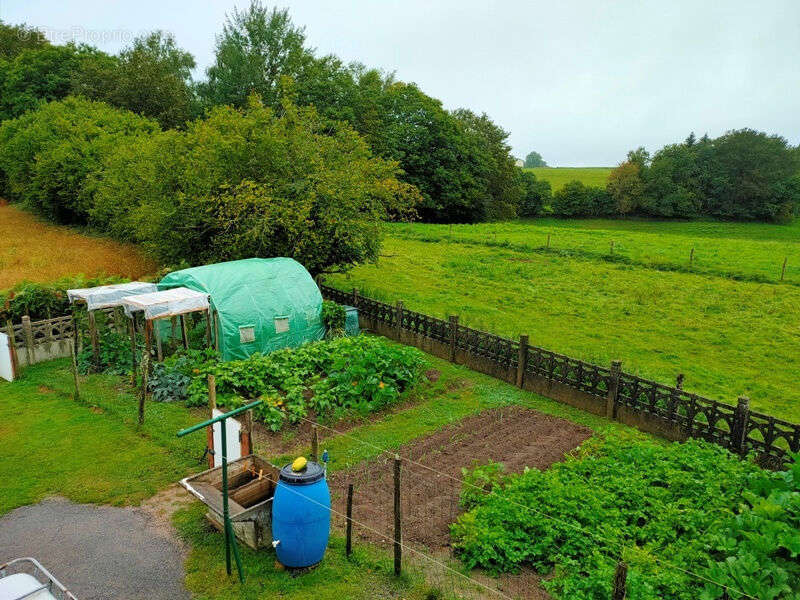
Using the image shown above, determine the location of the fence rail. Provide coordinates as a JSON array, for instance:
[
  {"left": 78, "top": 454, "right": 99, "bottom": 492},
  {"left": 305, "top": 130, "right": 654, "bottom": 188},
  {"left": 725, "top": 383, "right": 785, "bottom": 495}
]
[{"left": 321, "top": 284, "right": 799, "bottom": 467}]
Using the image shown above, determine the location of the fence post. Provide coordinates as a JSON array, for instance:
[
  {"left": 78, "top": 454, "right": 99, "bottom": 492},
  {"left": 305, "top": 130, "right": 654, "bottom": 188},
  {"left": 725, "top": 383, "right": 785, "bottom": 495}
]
[
  {"left": 346, "top": 482, "right": 354, "bottom": 558},
  {"left": 21, "top": 315, "right": 34, "bottom": 366},
  {"left": 207, "top": 374, "right": 217, "bottom": 469},
  {"left": 395, "top": 301, "right": 404, "bottom": 339},
  {"left": 781, "top": 256, "right": 788, "bottom": 281},
  {"left": 70, "top": 339, "right": 80, "bottom": 402},
  {"left": 352, "top": 288, "right": 359, "bottom": 308},
  {"left": 311, "top": 424, "right": 319, "bottom": 462},
  {"left": 139, "top": 350, "right": 149, "bottom": 425},
  {"left": 448, "top": 315, "right": 459, "bottom": 363},
  {"left": 6, "top": 320, "right": 19, "bottom": 378},
  {"left": 676, "top": 373, "right": 684, "bottom": 389},
  {"left": 516, "top": 335, "right": 529, "bottom": 388},
  {"left": 731, "top": 396, "right": 750, "bottom": 456},
  {"left": 612, "top": 561, "right": 628, "bottom": 600},
  {"left": 393, "top": 454, "right": 402, "bottom": 576},
  {"left": 606, "top": 360, "right": 622, "bottom": 420}
]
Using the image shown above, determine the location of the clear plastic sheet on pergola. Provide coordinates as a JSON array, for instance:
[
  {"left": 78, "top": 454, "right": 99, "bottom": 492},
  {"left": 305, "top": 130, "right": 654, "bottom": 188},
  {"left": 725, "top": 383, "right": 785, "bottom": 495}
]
[
  {"left": 67, "top": 282, "right": 158, "bottom": 311},
  {"left": 121, "top": 287, "right": 210, "bottom": 320}
]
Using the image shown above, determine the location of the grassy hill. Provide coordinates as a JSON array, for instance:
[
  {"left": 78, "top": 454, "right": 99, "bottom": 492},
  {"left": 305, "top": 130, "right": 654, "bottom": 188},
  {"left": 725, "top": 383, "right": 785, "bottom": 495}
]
[
  {"left": 328, "top": 218, "right": 800, "bottom": 421},
  {"left": 526, "top": 166, "right": 613, "bottom": 191}
]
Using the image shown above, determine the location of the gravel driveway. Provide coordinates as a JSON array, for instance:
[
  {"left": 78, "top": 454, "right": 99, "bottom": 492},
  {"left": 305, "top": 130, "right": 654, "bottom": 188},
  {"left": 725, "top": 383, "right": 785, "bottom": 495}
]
[{"left": 0, "top": 497, "right": 189, "bottom": 600}]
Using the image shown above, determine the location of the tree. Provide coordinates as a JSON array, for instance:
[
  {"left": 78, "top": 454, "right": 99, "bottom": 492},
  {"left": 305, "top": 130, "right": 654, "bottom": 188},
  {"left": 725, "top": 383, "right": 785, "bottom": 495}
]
[
  {"left": 552, "top": 180, "right": 591, "bottom": 216},
  {"left": 518, "top": 171, "right": 550, "bottom": 217},
  {"left": 626, "top": 147, "right": 650, "bottom": 170},
  {"left": 607, "top": 161, "right": 645, "bottom": 215},
  {"left": 0, "top": 20, "right": 48, "bottom": 60},
  {"left": 524, "top": 151, "right": 547, "bottom": 168},
  {"left": 201, "top": 2, "right": 313, "bottom": 109},
  {"left": 641, "top": 143, "right": 700, "bottom": 218},
  {"left": 92, "top": 95, "right": 421, "bottom": 272}
]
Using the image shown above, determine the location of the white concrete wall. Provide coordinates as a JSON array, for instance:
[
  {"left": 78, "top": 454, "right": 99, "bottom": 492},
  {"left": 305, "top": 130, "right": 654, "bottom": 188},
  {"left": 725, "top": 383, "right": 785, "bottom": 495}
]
[{"left": 0, "top": 332, "right": 14, "bottom": 381}]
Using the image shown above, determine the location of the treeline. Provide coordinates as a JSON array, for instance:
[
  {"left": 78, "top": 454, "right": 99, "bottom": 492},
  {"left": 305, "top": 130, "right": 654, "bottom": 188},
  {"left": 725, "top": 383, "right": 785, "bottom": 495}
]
[
  {"left": 0, "top": 5, "right": 537, "bottom": 224},
  {"left": 547, "top": 131, "right": 800, "bottom": 222}
]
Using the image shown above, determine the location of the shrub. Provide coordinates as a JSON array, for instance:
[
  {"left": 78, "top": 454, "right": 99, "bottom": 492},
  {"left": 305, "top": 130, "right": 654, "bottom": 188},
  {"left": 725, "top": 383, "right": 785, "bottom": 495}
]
[
  {"left": 321, "top": 300, "right": 346, "bottom": 337},
  {"left": 518, "top": 171, "right": 551, "bottom": 217},
  {"left": 78, "top": 327, "right": 136, "bottom": 376},
  {"left": 458, "top": 460, "right": 507, "bottom": 510}
]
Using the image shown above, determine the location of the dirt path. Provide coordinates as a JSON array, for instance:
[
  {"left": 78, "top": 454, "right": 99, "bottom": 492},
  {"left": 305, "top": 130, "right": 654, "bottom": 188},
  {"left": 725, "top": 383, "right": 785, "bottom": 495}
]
[
  {"left": 0, "top": 497, "right": 190, "bottom": 600},
  {"left": 326, "top": 406, "right": 592, "bottom": 599}
]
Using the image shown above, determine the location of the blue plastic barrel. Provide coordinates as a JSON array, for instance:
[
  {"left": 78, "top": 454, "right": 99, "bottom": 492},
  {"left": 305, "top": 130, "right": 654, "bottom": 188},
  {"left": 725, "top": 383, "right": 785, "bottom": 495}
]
[{"left": 271, "top": 461, "right": 331, "bottom": 568}]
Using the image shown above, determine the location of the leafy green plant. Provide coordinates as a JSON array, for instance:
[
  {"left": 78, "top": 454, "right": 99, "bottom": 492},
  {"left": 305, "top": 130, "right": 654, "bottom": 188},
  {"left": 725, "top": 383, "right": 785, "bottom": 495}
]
[
  {"left": 451, "top": 433, "right": 798, "bottom": 599},
  {"left": 148, "top": 356, "right": 192, "bottom": 403},
  {"left": 321, "top": 300, "right": 346, "bottom": 338},
  {"left": 78, "top": 327, "right": 136, "bottom": 376},
  {"left": 181, "top": 336, "right": 426, "bottom": 431},
  {"left": 459, "top": 460, "right": 507, "bottom": 510}
]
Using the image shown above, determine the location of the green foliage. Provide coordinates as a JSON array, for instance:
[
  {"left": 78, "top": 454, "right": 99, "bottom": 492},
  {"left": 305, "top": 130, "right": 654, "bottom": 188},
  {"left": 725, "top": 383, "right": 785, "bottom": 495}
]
[
  {"left": 451, "top": 433, "right": 797, "bottom": 599},
  {"left": 518, "top": 171, "right": 551, "bottom": 217},
  {"left": 92, "top": 96, "right": 419, "bottom": 273},
  {"left": 458, "top": 460, "right": 507, "bottom": 510},
  {"left": 148, "top": 353, "right": 196, "bottom": 403},
  {"left": 179, "top": 336, "right": 426, "bottom": 431},
  {"left": 78, "top": 327, "right": 138, "bottom": 376},
  {"left": 0, "top": 96, "right": 158, "bottom": 223},
  {"left": 321, "top": 300, "right": 346, "bottom": 337},
  {"left": 551, "top": 180, "right": 611, "bottom": 217},
  {"left": 0, "top": 20, "right": 49, "bottom": 60},
  {"left": 524, "top": 150, "right": 547, "bottom": 168},
  {"left": 0, "top": 275, "right": 127, "bottom": 322}
]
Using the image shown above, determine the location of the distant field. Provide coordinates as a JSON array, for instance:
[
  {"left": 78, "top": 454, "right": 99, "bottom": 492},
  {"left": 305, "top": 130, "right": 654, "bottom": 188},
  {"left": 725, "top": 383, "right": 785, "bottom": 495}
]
[
  {"left": 0, "top": 203, "right": 157, "bottom": 289},
  {"left": 329, "top": 218, "right": 800, "bottom": 421},
  {"left": 526, "top": 166, "right": 613, "bottom": 190}
]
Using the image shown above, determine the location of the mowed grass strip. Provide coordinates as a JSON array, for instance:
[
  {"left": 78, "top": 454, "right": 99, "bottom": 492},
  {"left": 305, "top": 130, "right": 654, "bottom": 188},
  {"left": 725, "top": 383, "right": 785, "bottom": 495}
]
[
  {"left": 526, "top": 166, "right": 613, "bottom": 191},
  {"left": 0, "top": 203, "right": 157, "bottom": 288},
  {"left": 329, "top": 236, "right": 800, "bottom": 421},
  {"left": 390, "top": 218, "right": 800, "bottom": 285}
]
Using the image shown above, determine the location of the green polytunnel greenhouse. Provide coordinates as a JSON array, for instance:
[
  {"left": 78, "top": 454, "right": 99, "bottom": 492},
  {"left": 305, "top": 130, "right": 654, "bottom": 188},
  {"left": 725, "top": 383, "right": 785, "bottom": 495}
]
[{"left": 158, "top": 258, "right": 325, "bottom": 361}]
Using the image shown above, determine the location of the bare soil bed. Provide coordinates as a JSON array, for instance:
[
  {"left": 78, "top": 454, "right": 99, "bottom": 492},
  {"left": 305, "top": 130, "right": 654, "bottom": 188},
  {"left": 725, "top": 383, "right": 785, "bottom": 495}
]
[{"left": 328, "top": 406, "right": 591, "bottom": 549}]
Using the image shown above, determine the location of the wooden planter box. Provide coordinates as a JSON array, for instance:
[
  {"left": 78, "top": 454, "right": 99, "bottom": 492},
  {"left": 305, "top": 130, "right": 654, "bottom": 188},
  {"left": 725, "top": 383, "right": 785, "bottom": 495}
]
[{"left": 181, "top": 454, "right": 281, "bottom": 550}]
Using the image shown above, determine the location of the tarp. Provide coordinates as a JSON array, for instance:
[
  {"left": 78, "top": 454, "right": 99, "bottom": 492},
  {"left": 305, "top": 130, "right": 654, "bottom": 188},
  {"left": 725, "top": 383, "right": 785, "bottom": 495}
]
[
  {"left": 158, "top": 258, "right": 324, "bottom": 361},
  {"left": 121, "top": 287, "right": 210, "bottom": 320},
  {"left": 67, "top": 282, "right": 157, "bottom": 310}
]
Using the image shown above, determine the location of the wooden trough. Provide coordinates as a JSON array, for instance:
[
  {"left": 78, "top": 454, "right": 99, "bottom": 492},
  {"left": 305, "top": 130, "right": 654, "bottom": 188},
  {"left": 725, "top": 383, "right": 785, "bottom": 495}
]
[{"left": 181, "top": 454, "right": 280, "bottom": 550}]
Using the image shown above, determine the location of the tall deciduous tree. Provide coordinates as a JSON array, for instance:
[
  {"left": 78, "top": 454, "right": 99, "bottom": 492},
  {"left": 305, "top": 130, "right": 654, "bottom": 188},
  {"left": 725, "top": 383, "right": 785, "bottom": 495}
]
[
  {"left": 607, "top": 161, "right": 645, "bottom": 215},
  {"left": 524, "top": 150, "right": 547, "bottom": 168},
  {"left": 0, "top": 20, "right": 49, "bottom": 60}
]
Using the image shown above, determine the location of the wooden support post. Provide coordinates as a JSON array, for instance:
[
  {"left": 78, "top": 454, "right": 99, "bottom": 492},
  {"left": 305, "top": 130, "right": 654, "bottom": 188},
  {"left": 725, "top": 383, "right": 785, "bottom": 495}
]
[
  {"left": 731, "top": 396, "right": 750, "bottom": 456},
  {"left": 129, "top": 317, "right": 137, "bottom": 386},
  {"left": 311, "top": 424, "right": 319, "bottom": 463},
  {"left": 606, "top": 360, "right": 622, "bottom": 420},
  {"left": 612, "top": 561, "right": 628, "bottom": 600},
  {"left": 180, "top": 314, "right": 189, "bottom": 350},
  {"left": 21, "top": 315, "right": 34, "bottom": 366},
  {"left": 516, "top": 334, "right": 529, "bottom": 388},
  {"left": 239, "top": 409, "right": 253, "bottom": 457},
  {"left": 448, "top": 315, "right": 459, "bottom": 363},
  {"left": 214, "top": 311, "right": 221, "bottom": 352},
  {"left": 154, "top": 320, "right": 163, "bottom": 362},
  {"left": 346, "top": 483, "right": 354, "bottom": 558},
  {"left": 395, "top": 301, "right": 403, "bottom": 339},
  {"left": 546, "top": 233, "right": 551, "bottom": 248},
  {"left": 676, "top": 373, "right": 684, "bottom": 390},
  {"left": 205, "top": 309, "right": 212, "bottom": 349},
  {"left": 781, "top": 256, "right": 787, "bottom": 281},
  {"left": 690, "top": 247, "right": 695, "bottom": 265},
  {"left": 87, "top": 310, "right": 100, "bottom": 370},
  {"left": 352, "top": 288, "right": 359, "bottom": 308},
  {"left": 610, "top": 240, "right": 614, "bottom": 255},
  {"left": 393, "top": 454, "right": 402, "bottom": 576},
  {"left": 207, "top": 374, "right": 217, "bottom": 469},
  {"left": 6, "top": 320, "right": 19, "bottom": 379},
  {"left": 70, "top": 339, "right": 80, "bottom": 401},
  {"left": 139, "top": 350, "right": 149, "bottom": 425}
]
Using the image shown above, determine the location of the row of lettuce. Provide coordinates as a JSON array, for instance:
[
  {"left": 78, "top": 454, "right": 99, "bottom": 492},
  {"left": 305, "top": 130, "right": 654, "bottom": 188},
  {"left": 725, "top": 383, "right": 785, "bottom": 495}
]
[{"left": 452, "top": 433, "right": 799, "bottom": 599}]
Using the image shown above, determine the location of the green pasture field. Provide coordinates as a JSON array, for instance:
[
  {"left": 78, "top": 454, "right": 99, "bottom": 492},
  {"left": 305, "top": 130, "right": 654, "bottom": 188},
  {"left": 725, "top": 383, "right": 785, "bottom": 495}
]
[
  {"left": 329, "top": 220, "right": 800, "bottom": 422},
  {"left": 526, "top": 166, "right": 613, "bottom": 190}
]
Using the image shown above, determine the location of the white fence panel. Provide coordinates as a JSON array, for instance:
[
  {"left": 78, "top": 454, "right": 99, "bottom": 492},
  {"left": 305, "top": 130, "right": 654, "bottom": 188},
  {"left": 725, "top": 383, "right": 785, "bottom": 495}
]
[
  {"left": 0, "top": 332, "right": 14, "bottom": 381},
  {"left": 212, "top": 408, "right": 242, "bottom": 467}
]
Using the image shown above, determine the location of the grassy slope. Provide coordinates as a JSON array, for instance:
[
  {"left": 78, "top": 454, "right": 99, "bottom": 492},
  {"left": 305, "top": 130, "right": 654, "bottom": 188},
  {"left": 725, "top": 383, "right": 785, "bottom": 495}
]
[
  {"left": 0, "top": 360, "right": 203, "bottom": 515},
  {"left": 0, "top": 203, "right": 157, "bottom": 289},
  {"left": 526, "top": 166, "right": 613, "bottom": 191},
  {"left": 329, "top": 228, "right": 800, "bottom": 421}
]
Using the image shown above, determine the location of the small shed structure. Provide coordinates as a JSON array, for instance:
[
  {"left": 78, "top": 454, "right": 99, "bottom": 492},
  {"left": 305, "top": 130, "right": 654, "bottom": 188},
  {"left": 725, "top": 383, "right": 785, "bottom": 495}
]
[{"left": 158, "top": 258, "right": 324, "bottom": 361}]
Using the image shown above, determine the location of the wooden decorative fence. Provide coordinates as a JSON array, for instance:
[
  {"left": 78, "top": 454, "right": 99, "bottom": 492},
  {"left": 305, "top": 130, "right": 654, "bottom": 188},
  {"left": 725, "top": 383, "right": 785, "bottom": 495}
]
[{"left": 322, "top": 284, "right": 799, "bottom": 467}]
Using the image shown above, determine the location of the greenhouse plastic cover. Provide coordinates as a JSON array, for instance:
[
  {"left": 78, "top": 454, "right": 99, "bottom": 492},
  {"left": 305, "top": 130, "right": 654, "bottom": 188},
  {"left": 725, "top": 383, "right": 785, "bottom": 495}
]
[
  {"left": 158, "top": 257, "right": 324, "bottom": 361},
  {"left": 121, "top": 287, "right": 209, "bottom": 320},
  {"left": 67, "top": 281, "right": 157, "bottom": 310}
]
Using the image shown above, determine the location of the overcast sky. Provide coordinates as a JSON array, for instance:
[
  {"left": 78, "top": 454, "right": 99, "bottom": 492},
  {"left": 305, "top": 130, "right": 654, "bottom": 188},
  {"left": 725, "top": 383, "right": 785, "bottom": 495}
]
[{"left": 3, "top": 0, "right": 799, "bottom": 166}]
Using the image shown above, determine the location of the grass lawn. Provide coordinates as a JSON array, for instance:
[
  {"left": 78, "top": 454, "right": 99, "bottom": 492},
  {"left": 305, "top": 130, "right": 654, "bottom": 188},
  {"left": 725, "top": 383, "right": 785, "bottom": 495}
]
[
  {"left": 328, "top": 228, "right": 800, "bottom": 422},
  {"left": 526, "top": 166, "right": 613, "bottom": 191},
  {"left": 0, "top": 203, "right": 157, "bottom": 289}
]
